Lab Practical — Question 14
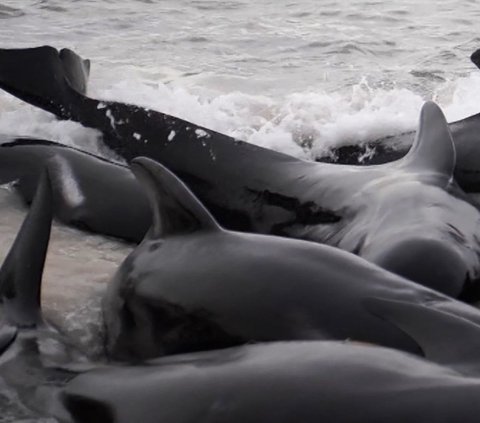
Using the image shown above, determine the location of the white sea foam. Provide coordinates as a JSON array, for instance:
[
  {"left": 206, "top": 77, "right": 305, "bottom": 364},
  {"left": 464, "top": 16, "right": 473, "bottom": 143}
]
[{"left": 1, "top": 70, "right": 480, "bottom": 164}]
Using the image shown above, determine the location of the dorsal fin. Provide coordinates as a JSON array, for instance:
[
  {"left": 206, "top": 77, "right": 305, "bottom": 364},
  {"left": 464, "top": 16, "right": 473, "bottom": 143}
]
[
  {"left": 0, "top": 167, "right": 53, "bottom": 328},
  {"left": 364, "top": 297, "right": 480, "bottom": 375},
  {"left": 401, "top": 101, "right": 455, "bottom": 177},
  {"left": 130, "top": 157, "right": 221, "bottom": 239}
]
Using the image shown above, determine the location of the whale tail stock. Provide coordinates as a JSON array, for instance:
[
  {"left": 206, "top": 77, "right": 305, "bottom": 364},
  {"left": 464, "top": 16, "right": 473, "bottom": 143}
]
[
  {"left": 0, "top": 45, "right": 90, "bottom": 119},
  {"left": 0, "top": 164, "right": 54, "bottom": 352}
]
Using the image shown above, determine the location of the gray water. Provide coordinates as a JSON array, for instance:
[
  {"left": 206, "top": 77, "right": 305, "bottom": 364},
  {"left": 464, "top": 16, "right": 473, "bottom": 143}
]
[
  {"left": 2, "top": 0, "right": 480, "bottom": 158},
  {"left": 1, "top": 0, "right": 480, "bottom": 420}
]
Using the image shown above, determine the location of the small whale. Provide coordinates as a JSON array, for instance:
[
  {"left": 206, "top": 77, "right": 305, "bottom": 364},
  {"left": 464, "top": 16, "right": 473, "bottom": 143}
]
[{"left": 0, "top": 136, "right": 150, "bottom": 242}]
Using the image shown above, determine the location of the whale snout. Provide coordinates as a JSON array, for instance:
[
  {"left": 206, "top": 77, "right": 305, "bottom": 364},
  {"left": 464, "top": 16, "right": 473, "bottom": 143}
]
[{"left": 367, "top": 238, "right": 468, "bottom": 297}]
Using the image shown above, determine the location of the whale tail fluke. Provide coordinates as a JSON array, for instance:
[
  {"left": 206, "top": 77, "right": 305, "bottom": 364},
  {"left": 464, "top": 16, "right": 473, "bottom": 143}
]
[
  {"left": 0, "top": 166, "right": 53, "bottom": 330},
  {"left": 0, "top": 46, "right": 90, "bottom": 119}
]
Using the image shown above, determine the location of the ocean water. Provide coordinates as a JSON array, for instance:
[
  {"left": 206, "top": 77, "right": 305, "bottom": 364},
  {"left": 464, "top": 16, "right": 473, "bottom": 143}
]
[
  {"left": 1, "top": 0, "right": 480, "bottom": 420},
  {"left": 1, "top": 0, "right": 480, "bottom": 159}
]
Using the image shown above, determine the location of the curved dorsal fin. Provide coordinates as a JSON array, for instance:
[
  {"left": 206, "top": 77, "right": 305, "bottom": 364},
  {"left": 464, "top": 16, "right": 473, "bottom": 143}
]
[
  {"left": 130, "top": 157, "right": 221, "bottom": 239},
  {"left": 0, "top": 167, "right": 53, "bottom": 328},
  {"left": 364, "top": 297, "right": 480, "bottom": 376},
  {"left": 401, "top": 101, "right": 455, "bottom": 177}
]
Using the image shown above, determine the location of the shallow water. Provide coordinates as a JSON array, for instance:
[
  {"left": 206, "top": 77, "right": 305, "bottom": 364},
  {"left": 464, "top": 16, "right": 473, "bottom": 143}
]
[
  {"left": 0, "top": 186, "right": 132, "bottom": 356},
  {"left": 1, "top": 1, "right": 480, "bottom": 420}
]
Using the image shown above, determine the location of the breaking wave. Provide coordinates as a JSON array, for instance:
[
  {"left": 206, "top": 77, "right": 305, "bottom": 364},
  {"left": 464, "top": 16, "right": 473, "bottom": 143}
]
[{"left": 1, "top": 70, "right": 480, "bottom": 162}]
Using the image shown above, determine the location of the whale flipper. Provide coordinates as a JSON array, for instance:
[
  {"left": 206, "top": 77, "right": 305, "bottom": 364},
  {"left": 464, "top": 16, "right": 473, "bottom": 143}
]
[
  {"left": 130, "top": 157, "right": 221, "bottom": 238},
  {"left": 0, "top": 167, "right": 53, "bottom": 328},
  {"left": 401, "top": 101, "right": 456, "bottom": 177},
  {"left": 364, "top": 297, "right": 480, "bottom": 375},
  {"left": 0, "top": 46, "right": 89, "bottom": 118}
]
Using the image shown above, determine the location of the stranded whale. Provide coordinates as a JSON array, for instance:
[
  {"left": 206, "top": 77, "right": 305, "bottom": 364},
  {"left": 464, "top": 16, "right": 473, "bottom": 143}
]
[
  {"left": 0, "top": 136, "right": 150, "bottom": 242},
  {"left": 58, "top": 341, "right": 480, "bottom": 423},
  {"left": 103, "top": 156, "right": 480, "bottom": 362},
  {"left": 1, "top": 47, "right": 480, "bottom": 298},
  {"left": 4, "top": 180, "right": 480, "bottom": 420}
]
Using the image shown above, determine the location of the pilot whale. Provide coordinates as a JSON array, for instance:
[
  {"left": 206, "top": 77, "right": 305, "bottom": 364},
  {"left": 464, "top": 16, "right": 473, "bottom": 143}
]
[
  {"left": 1, "top": 46, "right": 480, "bottom": 298},
  {"left": 103, "top": 155, "right": 480, "bottom": 362},
  {"left": 0, "top": 136, "right": 150, "bottom": 242},
  {"left": 4, "top": 159, "right": 480, "bottom": 423},
  {"left": 4, "top": 151, "right": 480, "bottom": 422},
  {"left": 58, "top": 341, "right": 480, "bottom": 423}
]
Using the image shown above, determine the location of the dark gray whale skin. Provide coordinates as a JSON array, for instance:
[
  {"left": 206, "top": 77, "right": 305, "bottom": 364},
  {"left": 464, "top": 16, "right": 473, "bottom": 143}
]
[
  {"left": 2, "top": 46, "right": 480, "bottom": 299},
  {"left": 102, "top": 156, "right": 480, "bottom": 363},
  {"left": 3, "top": 156, "right": 480, "bottom": 422},
  {"left": 317, "top": 111, "right": 480, "bottom": 193},
  {"left": 0, "top": 136, "right": 150, "bottom": 242},
  {"left": 57, "top": 341, "right": 480, "bottom": 423},
  {"left": 0, "top": 165, "right": 82, "bottom": 420}
]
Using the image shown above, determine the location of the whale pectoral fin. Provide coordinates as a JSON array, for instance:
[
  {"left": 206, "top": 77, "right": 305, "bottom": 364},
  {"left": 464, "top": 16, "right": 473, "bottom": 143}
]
[
  {"left": 401, "top": 101, "right": 455, "bottom": 177},
  {"left": 0, "top": 166, "right": 53, "bottom": 328},
  {"left": 0, "top": 323, "right": 17, "bottom": 354},
  {"left": 130, "top": 157, "right": 222, "bottom": 239},
  {"left": 0, "top": 46, "right": 89, "bottom": 118},
  {"left": 364, "top": 297, "right": 480, "bottom": 375}
]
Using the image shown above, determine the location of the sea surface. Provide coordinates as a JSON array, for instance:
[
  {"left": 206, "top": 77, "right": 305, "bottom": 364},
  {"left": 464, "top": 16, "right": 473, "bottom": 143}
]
[{"left": 0, "top": 0, "right": 480, "bottom": 420}]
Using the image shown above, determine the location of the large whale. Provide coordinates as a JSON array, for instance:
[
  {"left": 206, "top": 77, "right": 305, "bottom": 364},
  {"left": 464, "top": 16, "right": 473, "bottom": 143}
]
[
  {"left": 103, "top": 155, "right": 480, "bottom": 362},
  {"left": 57, "top": 341, "right": 480, "bottom": 423},
  {"left": 1, "top": 46, "right": 480, "bottom": 298}
]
